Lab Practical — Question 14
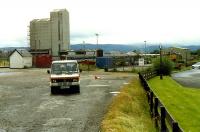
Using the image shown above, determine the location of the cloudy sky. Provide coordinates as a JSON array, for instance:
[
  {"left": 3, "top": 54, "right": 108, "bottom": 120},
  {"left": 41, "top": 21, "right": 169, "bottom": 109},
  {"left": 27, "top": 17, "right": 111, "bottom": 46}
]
[{"left": 0, "top": 0, "right": 200, "bottom": 47}]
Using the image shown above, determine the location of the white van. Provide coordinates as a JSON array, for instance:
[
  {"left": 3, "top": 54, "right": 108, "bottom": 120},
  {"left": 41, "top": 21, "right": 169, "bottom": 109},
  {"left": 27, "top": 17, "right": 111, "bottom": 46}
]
[{"left": 48, "top": 60, "right": 80, "bottom": 94}]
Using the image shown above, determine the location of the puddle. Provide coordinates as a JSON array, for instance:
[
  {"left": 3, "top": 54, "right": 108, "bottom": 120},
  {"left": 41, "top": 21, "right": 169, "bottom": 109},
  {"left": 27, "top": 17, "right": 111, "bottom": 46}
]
[
  {"left": 37, "top": 98, "right": 65, "bottom": 112},
  {"left": 0, "top": 72, "right": 20, "bottom": 76},
  {"left": 0, "top": 129, "right": 6, "bottom": 132},
  {"left": 87, "top": 85, "right": 109, "bottom": 87},
  {"left": 110, "top": 91, "right": 120, "bottom": 96}
]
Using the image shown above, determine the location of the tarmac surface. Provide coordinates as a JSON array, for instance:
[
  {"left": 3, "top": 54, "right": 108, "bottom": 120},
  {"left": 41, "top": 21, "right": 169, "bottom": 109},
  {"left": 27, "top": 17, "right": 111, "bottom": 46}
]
[
  {"left": 0, "top": 68, "right": 135, "bottom": 132},
  {"left": 172, "top": 69, "right": 200, "bottom": 88}
]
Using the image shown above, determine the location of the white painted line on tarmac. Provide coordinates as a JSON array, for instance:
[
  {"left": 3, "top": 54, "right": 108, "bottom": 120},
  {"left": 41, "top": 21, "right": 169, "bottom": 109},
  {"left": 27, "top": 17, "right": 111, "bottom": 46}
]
[{"left": 87, "top": 84, "right": 110, "bottom": 87}]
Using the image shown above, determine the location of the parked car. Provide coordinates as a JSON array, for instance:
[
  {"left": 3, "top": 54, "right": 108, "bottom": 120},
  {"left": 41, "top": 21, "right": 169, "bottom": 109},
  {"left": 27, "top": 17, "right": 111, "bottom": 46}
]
[{"left": 192, "top": 62, "right": 200, "bottom": 69}]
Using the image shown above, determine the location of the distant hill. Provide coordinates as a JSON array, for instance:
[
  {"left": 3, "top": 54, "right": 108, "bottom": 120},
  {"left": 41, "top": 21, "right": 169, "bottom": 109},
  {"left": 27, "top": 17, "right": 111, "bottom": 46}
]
[
  {"left": 182, "top": 45, "right": 200, "bottom": 51},
  {"left": 0, "top": 47, "right": 30, "bottom": 52},
  {"left": 71, "top": 44, "right": 163, "bottom": 53},
  {"left": 0, "top": 44, "right": 200, "bottom": 53},
  {"left": 71, "top": 44, "right": 200, "bottom": 52}
]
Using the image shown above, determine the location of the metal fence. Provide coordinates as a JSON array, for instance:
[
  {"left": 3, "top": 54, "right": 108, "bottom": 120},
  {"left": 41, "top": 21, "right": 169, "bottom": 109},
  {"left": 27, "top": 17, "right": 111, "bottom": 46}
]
[{"left": 139, "top": 72, "right": 183, "bottom": 132}]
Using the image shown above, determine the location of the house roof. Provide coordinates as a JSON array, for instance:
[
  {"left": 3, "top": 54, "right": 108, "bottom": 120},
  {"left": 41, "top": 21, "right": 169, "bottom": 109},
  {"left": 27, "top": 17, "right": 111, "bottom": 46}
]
[{"left": 10, "top": 49, "right": 32, "bottom": 57}]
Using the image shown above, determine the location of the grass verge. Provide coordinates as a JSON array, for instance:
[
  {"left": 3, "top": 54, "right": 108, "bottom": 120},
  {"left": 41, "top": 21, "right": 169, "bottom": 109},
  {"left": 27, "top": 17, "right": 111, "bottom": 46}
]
[
  {"left": 148, "top": 76, "right": 200, "bottom": 131},
  {"left": 101, "top": 76, "right": 156, "bottom": 132}
]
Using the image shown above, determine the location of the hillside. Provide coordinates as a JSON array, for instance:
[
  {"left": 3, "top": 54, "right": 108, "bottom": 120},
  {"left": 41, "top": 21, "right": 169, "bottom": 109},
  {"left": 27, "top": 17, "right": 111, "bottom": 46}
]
[
  {"left": 70, "top": 44, "right": 200, "bottom": 52},
  {"left": 0, "top": 44, "right": 200, "bottom": 53}
]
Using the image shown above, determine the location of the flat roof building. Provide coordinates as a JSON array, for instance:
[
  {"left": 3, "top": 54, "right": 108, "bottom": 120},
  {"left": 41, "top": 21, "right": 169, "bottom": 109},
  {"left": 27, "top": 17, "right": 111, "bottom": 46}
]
[{"left": 29, "top": 9, "right": 70, "bottom": 56}]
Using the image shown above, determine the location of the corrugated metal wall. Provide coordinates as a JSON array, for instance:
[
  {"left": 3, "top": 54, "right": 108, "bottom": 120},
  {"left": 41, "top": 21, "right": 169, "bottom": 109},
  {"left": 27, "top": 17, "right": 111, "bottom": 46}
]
[
  {"left": 96, "top": 57, "right": 113, "bottom": 68},
  {"left": 33, "top": 54, "right": 52, "bottom": 68}
]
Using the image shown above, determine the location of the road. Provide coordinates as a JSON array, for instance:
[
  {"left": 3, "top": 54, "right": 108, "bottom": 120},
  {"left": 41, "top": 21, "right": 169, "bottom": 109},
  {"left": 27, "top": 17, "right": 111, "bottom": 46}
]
[
  {"left": 0, "top": 68, "right": 135, "bottom": 132},
  {"left": 172, "top": 69, "right": 200, "bottom": 88}
]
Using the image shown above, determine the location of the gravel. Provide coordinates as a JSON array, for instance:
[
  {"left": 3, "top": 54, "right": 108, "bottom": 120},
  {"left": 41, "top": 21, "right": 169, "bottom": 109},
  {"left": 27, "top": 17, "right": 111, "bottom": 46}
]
[{"left": 0, "top": 68, "right": 135, "bottom": 132}]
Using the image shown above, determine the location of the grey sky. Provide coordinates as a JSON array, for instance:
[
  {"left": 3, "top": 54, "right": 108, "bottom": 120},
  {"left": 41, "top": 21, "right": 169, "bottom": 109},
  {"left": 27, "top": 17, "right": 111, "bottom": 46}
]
[{"left": 0, "top": 0, "right": 200, "bottom": 47}]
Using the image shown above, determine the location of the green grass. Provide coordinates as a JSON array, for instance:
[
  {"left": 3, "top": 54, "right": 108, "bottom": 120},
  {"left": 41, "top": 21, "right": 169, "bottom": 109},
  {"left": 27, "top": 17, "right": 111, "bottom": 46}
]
[
  {"left": 148, "top": 76, "right": 200, "bottom": 131},
  {"left": 0, "top": 59, "right": 9, "bottom": 67},
  {"left": 101, "top": 76, "right": 156, "bottom": 132}
]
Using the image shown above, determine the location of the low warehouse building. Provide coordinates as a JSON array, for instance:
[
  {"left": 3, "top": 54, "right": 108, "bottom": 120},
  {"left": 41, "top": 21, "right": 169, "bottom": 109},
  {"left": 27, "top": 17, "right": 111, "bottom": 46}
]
[{"left": 9, "top": 49, "right": 32, "bottom": 68}]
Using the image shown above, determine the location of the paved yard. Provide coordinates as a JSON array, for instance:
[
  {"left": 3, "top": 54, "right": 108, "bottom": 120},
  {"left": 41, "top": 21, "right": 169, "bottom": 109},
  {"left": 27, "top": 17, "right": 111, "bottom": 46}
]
[
  {"left": 172, "top": 69, "right": 200, "bottom": 88},
  {"left": 0, "top": 68, "right": 135, "bottom": 132}
]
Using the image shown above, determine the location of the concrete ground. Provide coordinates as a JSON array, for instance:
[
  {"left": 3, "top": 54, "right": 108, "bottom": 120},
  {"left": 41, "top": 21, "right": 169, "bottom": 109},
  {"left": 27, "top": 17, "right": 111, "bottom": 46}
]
[
  {"left": 0, "top": 68, "right": 135, "bottom": 132},
  {"left": 172, "top": 69, "right": 200, "bottom": 88}
]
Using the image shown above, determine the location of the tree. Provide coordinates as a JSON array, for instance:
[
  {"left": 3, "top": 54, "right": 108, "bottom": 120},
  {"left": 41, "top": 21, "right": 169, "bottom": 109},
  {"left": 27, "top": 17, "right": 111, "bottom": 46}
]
[
  {"left": 191, "top": 49, "right": 200, "bottom": 56},
  {"left": 150, "top": 50, "right": 159, "bottom": 54},
  {"left": 153, "top": 57, "right": 174, "bottom": 75},
  {"left": 197, "top": 49, "right": 200, "bottom": 56}
]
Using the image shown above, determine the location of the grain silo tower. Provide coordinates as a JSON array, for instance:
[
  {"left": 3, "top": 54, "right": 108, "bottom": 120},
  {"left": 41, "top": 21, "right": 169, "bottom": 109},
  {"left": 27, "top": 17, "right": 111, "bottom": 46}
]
[{"left": 29, "top": 9, "right": 70, "bottom": 56}]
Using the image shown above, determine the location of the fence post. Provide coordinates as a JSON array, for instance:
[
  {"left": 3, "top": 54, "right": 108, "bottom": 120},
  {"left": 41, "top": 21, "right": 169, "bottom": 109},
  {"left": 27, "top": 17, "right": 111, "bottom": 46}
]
[
  {"left": 147, "top": 91, "right": 150, "bottom": 103},
  {"left": 172, "top": 122, "right": 178, "bottom": 132},
  {"left": 154, "top": 97, "right": 159, "bottom": 128},
  {"left": 150, "top": 91, "right": 153, "bottom": 116},
  {"left": 154, "top": 98, "right": 159, "bottom": 117},
  {"left": 161, "top": 106, "right": 167, "bottom": 132}
]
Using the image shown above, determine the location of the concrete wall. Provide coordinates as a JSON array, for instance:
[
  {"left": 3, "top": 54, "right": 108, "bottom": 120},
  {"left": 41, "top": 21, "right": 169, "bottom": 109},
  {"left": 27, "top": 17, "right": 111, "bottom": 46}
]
[
  {"left": 164, "top": 47, "right": 191, "bottom": 61},
  {"left": 30, "top": 19, "right": 51, "bottom": 50},
  {"left": 30, "top": 9, "right": 70, "bottom": 56},
  {"left": 50, "top": 9, "right": 70, "bottom": 56}
]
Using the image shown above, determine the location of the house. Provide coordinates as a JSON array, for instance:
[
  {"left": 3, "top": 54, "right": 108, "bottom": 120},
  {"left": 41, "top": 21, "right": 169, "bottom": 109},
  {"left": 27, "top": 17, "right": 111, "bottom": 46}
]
[
  {"left": 9, "top": 49, "right": 32, "bottom": 68},
  {"left": 163, "top": 47, "right": 191, "bottom": 62}
]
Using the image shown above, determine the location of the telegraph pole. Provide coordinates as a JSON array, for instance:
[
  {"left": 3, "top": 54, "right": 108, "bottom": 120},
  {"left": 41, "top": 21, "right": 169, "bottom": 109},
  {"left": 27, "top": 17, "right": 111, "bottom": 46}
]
[
  {"left": 159, "top": 44, "right": 163, "bottom": 80},
  {"left": 95, "top": 33, "right": 99, "bottom": 49},
  {"left": 82, "top": 41, "right": 85, "bottom": 51},
  {"left": 144, "top": 40, "right": 147, "bottom": 64}
]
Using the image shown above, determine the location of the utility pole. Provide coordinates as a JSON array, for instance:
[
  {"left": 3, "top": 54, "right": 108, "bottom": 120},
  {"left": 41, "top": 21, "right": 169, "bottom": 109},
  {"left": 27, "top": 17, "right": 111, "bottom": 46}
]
[
  {"left": 185, "top": 48, "right": 188, "bottom": 67},
  {"left": 95, "top": 33, "right": 99, "bottom": 49},
  {"left": 144, "top": 40, "right": 147, "bottom": 64},
  {"left": 82, "top": 41, "right": 85, "bottom": 51},
  {"left": 159, "top": 44, "right": 163, "bottom": 80},
  {"left": 83, "top": 41, "right": 86, "bottom": 60}
]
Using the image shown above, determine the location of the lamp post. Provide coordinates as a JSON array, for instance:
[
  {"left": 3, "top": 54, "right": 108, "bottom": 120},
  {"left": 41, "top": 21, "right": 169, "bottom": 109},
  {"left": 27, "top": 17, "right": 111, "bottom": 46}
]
[
  {"left": 95, "top": 33, "right": 99, "bottom": 49},
  {"left": 144, "top": 40, "right": 147, "bottom": 64},
  {"left": 82, "top": 41, "right": 85, "bottom": 51},
  {"left": 185, "top": 48, "right": 188, "bottom": 67},
  {"left": 159, "top": 44, "right": 163, "bottom": 80},
  {"left": 83, "top": 41, "right": 86, "bottom": 60}
]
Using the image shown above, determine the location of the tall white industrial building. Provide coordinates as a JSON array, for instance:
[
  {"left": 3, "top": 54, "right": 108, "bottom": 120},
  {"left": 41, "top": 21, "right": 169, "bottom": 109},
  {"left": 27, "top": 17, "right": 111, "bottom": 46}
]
[{"left": 29, "top": 9, "right": 70, "bottom": 56}]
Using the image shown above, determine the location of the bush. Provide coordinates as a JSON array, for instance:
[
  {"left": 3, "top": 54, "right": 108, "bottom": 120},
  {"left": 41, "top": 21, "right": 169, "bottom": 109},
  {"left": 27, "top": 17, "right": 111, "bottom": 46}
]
[{"left": 153, "top": 57, "right": 174, "bottom": 75}]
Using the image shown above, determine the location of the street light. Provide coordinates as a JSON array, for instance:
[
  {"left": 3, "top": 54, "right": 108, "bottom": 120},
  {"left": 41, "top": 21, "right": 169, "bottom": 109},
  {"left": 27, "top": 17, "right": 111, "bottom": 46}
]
[
  {"left": 159, "top": 44, "right": 163, "bottom": 80},
  {"left": 95, "top": 33, "right": 99, "bottom": 49},
  {"left": 83, "top": 41, "right": 86, "bottom": 60},
  {"left": 144, "top": 40, "right": 147, "bottom": 64},
  {"left": 82, "top": 41, "right": 85, "bottom": 51},
  {"left": 185, "top": 48, "right": 188, "bottom": 67}
]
